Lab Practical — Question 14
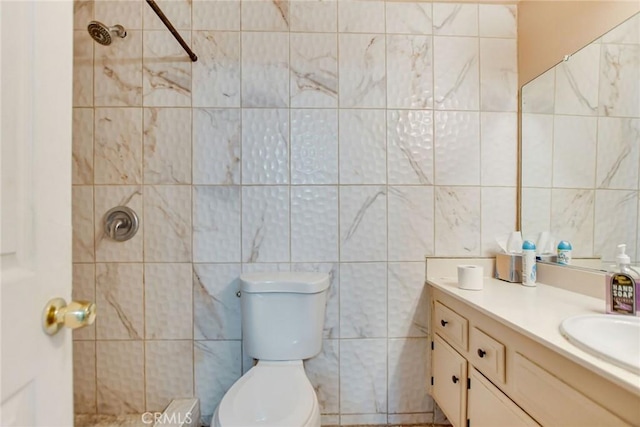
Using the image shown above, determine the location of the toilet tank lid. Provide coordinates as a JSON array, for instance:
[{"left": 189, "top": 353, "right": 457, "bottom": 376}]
[{"left": 240, "top": 272, "right": 330, "bottom": 294}]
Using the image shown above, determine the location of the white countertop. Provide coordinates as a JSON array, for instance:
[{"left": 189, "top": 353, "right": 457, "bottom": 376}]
[{"left": 426, "top": 275, "right": 640, "bottom": 396}]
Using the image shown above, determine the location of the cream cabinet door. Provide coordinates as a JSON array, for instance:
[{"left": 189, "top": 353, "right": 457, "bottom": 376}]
[
  {"left": 468, "top": 368, "right": 539, "bottom": 427},
  {"left": 433, "top": 334, "right": 467, "bottom": 427}
]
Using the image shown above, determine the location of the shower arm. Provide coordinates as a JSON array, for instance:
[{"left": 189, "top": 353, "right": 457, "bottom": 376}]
[{"left": 145, "top": 0, "right": 197, "bottom": 62}]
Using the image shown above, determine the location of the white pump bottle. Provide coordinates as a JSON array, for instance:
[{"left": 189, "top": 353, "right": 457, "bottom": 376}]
[{"left": 607, "top": 244, "right": 639, "bottom": 315}]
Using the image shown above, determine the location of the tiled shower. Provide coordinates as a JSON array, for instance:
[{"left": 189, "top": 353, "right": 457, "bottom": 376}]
[{"left": 71, "top": 0, "right": 518, "bottom": 425}]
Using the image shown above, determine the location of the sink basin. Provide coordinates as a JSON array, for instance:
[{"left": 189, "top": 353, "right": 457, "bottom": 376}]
[{"left": 560, "top": 314, "right": 640, "bottom": 374}]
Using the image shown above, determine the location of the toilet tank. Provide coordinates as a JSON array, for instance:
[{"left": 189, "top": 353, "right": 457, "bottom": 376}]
[{"left": 240, "top": 272, "right": 330, "bottom": 361}]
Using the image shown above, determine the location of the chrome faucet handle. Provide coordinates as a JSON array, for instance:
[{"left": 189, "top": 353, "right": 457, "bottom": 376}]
[
  {"left": 104, "top": 206, "right": 139, "bottom": 242},
  {"left": 107, "top": 218, "right": 125, "bottom": 238}
]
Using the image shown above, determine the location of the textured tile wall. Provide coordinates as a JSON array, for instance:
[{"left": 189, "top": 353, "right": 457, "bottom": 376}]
[
  {"left": 72, "top": 0, "right": 518, "bottom": 425},
  {"left": 521, "top": 13, "right": 640, "bottom": 263}
]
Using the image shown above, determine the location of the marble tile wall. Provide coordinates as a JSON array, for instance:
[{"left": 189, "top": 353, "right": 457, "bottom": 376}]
[
  {"left": 521, "top": 13, "right": 640, "bottom": 262},
  {"left": 72, "top": 0, "right": 518, "bottom": 425}
]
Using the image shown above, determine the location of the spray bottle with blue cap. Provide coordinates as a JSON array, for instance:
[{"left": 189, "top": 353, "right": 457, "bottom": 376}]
[
  {"left": 522, "top": 240, "right": 536, "bottom": 287},
  {"left": 557, "top": 240, "right": 572, "bottom": 265}
]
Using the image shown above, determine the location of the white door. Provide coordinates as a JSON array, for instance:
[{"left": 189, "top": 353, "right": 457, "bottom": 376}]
[{"left": 1, "top": 1, "right": 74, "bottom": 425}]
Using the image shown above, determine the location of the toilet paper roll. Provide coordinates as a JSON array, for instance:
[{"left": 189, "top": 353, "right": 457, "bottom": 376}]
[{"left": 457, "top": 265, "right": 484, "bottom": 291}]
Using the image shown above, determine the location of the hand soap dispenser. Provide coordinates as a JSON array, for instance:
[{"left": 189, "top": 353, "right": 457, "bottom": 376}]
[{"left": 606, "top": 244, "right": 639, "bottom": 316}]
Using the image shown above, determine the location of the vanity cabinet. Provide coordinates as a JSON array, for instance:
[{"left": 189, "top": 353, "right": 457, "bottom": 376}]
[
  {"left": 432, "top": 323, "right": 537, "bottom": 427},
  {"left": 429, "top": 287, "right": 638, "bottom": 427}
]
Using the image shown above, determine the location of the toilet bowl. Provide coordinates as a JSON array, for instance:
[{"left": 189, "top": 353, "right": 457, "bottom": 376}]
[
  {"left": 211, "top": 361, "right": 320, "bottom": 427},
  {"left": 211, "top": 272, "right": 329, "bottom": 427}
]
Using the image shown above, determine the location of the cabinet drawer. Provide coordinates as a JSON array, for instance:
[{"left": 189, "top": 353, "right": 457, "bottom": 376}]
[
  {"left": 512, "top": 353, "right": 630, "bottom": 427},
  {"left": 434, "top": 301, "right": 468, "bottom": 351},
  {"left": 433, "top": 334, "right": 467, "bottom": 427},
  {"left": 469, "top": 327, "right": 505, "bottom": 383}
]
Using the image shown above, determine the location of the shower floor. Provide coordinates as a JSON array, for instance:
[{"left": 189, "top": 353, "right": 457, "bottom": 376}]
[{"left": 74, "top": 414, "right": 148, "bottom": 427}]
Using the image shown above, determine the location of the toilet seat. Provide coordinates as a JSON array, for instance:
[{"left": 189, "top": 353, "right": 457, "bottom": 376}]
[{"left": 213, "top": 360, "right": 320, "bottom": 427}]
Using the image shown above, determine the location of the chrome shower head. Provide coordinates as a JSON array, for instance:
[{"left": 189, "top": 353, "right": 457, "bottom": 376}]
[{"left": 87, "top": 21, "right": 127, "bottom": 46}]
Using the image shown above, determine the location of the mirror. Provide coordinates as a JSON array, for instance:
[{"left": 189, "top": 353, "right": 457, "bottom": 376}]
[{"left": 520, "top": 12, "right": 640, "bottom": 267}]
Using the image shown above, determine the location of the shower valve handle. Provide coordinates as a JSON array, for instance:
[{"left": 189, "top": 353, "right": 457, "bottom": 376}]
[{"left": 104, "top": 206, "right": 139, "bottom": 242}]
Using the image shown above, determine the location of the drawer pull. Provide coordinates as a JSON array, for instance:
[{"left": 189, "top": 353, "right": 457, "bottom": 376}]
[
  {"left": 451, "top": 375, "right": 459, "bottom": 384},
  {"left": 477, "top": 348, "right": 486, "bottom": 358},
  {"left": 440, "top": 319, "right": 448, "bottom": 327}
]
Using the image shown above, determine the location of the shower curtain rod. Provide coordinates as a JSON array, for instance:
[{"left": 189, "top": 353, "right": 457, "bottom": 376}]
[{"left": 146, "top": 0, "right": 198, "bottom": 62}]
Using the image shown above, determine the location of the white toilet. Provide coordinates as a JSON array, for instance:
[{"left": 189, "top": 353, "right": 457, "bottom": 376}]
[{"left": 211, "top": 272, "right": 330, "bottom": 427}]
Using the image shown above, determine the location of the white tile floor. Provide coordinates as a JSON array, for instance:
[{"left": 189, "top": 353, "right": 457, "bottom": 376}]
[
  {"left": 75, "top": 422, "right": 446, "bottom": 427},
  {"left": 75, "top": 398, "right": 200, "bottom": 427},
  {"left": 75, "top": 414, "right": 147, "bottom": 427}
]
